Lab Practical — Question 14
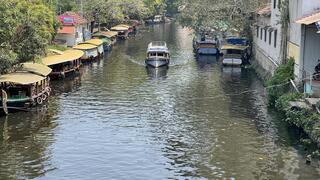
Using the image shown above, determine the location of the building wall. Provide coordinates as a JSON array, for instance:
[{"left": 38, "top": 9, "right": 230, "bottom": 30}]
[
  {"left": 288, "top": 0, "right": 320, "bottom": 79},
  {"left": 55, "top": 34, "right": 75, "bottom": 47},
  {"left": 303, "top": 25, "right": 320, "bottom": 75},
  {"left": 253, "top": 0, "right": 282, "bottom": 74}
]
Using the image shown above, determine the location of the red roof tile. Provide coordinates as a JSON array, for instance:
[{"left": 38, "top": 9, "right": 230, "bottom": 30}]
[
  {"left": 256, "top": 5, "right": 271, "bottom": 15},
  {"left": 296, "top": 10, "right": 320, "bottom": 25},
  {"left": 60, "top": 12, "right": 88, "bottom": 25}
]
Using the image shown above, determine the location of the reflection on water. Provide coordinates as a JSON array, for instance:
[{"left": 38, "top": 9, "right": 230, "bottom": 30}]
[
  {"left": 146, "top": 66, "right": 168, "bottom": 79},
  {"left": 0, "top": 23, "right": 320, "bottom": 180}
]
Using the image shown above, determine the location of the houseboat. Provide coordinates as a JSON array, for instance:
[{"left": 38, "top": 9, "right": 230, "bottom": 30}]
[
  {"left": 0, "top": 63, "right": 52, "bottom": 114},
  {"left": 92, "top": 33, "right": 112, "bottom": 51},
  {"left": 42, "top": 49, "right": 84, "bottom": 79},
  {"left": 79, "top": 39, "right": 104, "bottom": 56},
  {"left": 193, "top": 35, "right": 220, "bottom": 55},
  {"left": 145, "top": 15, "right": 164, "bottom": 25},
  {"left": 111, "top": 25, "right": 129, "bottom": 39},
  {"left": 99, "top": 31, "right": 118, "bottom": 45},
  {"left": 221, "top": 44, "right": 249, "bottom": 66},
  {"left": 145, "top": 41, "right": 170, "bottom": 68},
  {"left": 73, "top": 44, "right": 99, "bottom": 62}
]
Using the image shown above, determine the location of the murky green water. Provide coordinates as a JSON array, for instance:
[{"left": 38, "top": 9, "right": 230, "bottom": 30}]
[{"left": 0, "top": 23, "right": 319, "bottom": 180}]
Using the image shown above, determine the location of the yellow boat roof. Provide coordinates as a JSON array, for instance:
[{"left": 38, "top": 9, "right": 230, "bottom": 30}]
[
  {"left": 42, "top": 50, "right": 84, "bottom": 66},
  {"left": 21, "top": 63, "right": 52, "bottom": 76},
  {"left": 47, "top": 49, "right": 64, "bottom": 55},
  {"left": 111, "top": 26, "right": 129, "bottom": 31},
  {"left": 73, "top": 44, "right": 97, "bottom": 50},
  {"left": 99, "top": 31, "right": 118, "bottom": 38},
  {"left": 81, "top": 39, "right": 103, "bottom": 46},
  {"left": 117, "top": 24, "right": 130, "bottom": 28},
  {"left": 0, "top": 72, "right": 47, "bottom": 85},
  {"left": 221, "top": 44, "right": 248, "bottom": 51}
]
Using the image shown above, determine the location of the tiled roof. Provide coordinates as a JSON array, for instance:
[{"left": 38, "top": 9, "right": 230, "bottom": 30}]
[
  {"left": 60, "top": 12, "right": 88, "bottom": 25},
  {"left": 296, "top": 10, "right": 320, "bottom": 25},
  {"left": 256, "top": 5, "right": 271, "bottom": 15}
]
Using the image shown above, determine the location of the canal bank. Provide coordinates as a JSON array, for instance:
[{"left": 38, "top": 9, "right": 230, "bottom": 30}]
[{"left": 0, "top": 23, "right": 319, "bottom": 179}]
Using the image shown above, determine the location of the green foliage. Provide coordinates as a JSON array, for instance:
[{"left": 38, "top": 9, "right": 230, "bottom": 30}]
[
  {"left": 47, "top": 44, "right": 69, "bottom": 52},
  {"left": 267, "top": 58, "right": 295, "bottom": 106},
  {"left": 178, "top": 0, "right": 261, "bottom": 33},
  {"left": 0, "top": 48, "right": 17, "bottom": 74},
  {"left": 275, "top": 93, "right": 303, "bottom": 111},
  {"left": 0, "top": 0, "right": 56, "bottom": 72},
  {"left": 12, "top": 23, "right": 46, "bottom": 62}
]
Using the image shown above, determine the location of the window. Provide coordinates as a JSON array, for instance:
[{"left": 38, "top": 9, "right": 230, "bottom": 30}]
[
  {"left": 260, "top": 28, "right": 263, "bottom": 40},
  {"left": 274, "top": 30, "right": 278, "bottom": 48},
  {"left": 274, "top": 0, "right": 277, "bottom": 9},
  {"left": 264, "top": 29, "right": 267, "bottom": 42},
  {"left": 269, "top": 31, "right": 272, "bottom": 45},
  {"left": 256, "top": 26, "right": 259, "bottom": 38}
]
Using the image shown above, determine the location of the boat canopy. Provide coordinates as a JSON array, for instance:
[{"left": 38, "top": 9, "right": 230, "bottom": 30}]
[
  {"left": 111, "top": 26, "right": 129, "bottom": 31},
  {"left": 0, "top": 72, "right": 47, "bottom": 85},
  {"left": 221, "top": 44, "right": 248, "bottom": 51},
  {"left": 80, "top": 39, "right": 104, "bottom": 46},
  {"left": 47, "top": 49, "right": 64, "bottom": 55},
  {"left": 116, "top": 24, "right": 131, "bottom": 28},
  {"left": 43, "top": 50, "right": 84, "bottom": 66},
  {"left": 73, "top": 44, "right": 97, "bottom": 50},
  {"left": 21, "top": 63, "right": 52, "bottom": 76},
  {"left": 97, "top": 31, "right": 118, "bottom": 38},
  {"left": 147, "top": 41, "right": 169, "bottom": 53}
]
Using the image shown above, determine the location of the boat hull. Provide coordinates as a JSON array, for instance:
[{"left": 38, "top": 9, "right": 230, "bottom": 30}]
[
  {"left": 197, "top": 48, "right": 219, "bottom": 55},
  {"left": 145, "top": 58, "right": 169, "bottom": 68},
  {"left": 222, "top": 58, "right": 242, "bottom": 66}
]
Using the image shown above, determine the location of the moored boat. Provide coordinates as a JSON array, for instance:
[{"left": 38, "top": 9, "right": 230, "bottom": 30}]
[
  {"left": 145, "top": 41, "right": 170, "bottom": 68},
  {"left": 221, "top": 44, "right": 249, "bottom": 66},
  {"left": 99, "top": 31, "right": 118, "bottom": 45},
  {"left": 42, "top": 49, "right": 84, "bottom": 79},
  {"left": 193, "top": 34, "right": 220, "bottom": 55},
  {"left": 92, "top": 33, "right": 112, "bottom": 51},
  {"left": 0, "top": 63, "right": 52, "bottom": 114},
  {"left": 73, "top": 44, "right": 99, "bottom": 62},
  {"left": 111, "top": 25, "right": 129, "bottom": 39},
  {"left": 79, "top": 39, "right": 104, "bottom": 56}
]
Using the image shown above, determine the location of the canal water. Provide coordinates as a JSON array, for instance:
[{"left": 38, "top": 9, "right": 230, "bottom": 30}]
[{"left": 0, "top": 23, "right": 320, "bottom": 180}]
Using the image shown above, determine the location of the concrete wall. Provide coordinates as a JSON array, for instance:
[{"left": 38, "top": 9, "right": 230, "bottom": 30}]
[
  {"left": 56, "top": 34, "right": 75, "bottom": 47},
  {"left": 303, "top": 25, "right": 320, "bottom": 75},
  {"left": 253, "top": 1, "right": 282, "bottom": 74}
]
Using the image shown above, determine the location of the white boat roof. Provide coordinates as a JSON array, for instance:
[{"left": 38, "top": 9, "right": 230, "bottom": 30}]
[{"left": 147, "top": 41, "right": 169, "bottom": 53}]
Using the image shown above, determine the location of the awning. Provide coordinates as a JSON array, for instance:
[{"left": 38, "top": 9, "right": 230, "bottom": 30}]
[
  {"left": 98, "top": 31, "right": 118, "bottom": 38},
  {"left": 296, "top": 11, "right": 320, "bottom": 25},
  {"left": 58, "top": 26, "right": 75, "bottom": 34},
  {"left": 21, "top": 63, "right": 52, "bottom": 76},
  {"left": 0, "top": 72, "right": 47, "bottom": 85},
  {"left": 42, "top": 50, "right": 84, "bottom": 66}
]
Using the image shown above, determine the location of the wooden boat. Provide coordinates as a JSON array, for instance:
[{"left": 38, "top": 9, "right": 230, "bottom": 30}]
[
  {"left": 92, "top": 33, "right": 112, "bottom": 51},
  {"left": 145, "top": 15, "right": 164, "bottom": 25},
  {"left": 99, "top": 31, "right": 118, "bottom": 45},
  {"left": 145, "top": 41, "right": 170, "bottom": 68},
  {"left": 42, "top": 49, "right": 84, "bottom": 79},
  {"left": 73, "top": 44, "right": 99, "bottom": 62},
  {"left": 0, "top": 63, "right": 52, "bottom": 114},
  {"left": 193, "top": 35, "right": 220, "bottom": 55},
  {"left": 221, "top": 44, "right": 249, "bottom": 66},
  {"left": 111, "top": 25, "right": 129, "bottom": 39},
  {"left": 79, "top": 39, "right": 104, "bottom": 56}
]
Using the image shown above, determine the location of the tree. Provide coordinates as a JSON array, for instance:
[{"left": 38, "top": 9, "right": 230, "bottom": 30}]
[
  {"left": 178, "top": 0, "right": 262, "bottom": 34},
  {"left": 12, "top": 23, "right": 46, "bottom": 62}
]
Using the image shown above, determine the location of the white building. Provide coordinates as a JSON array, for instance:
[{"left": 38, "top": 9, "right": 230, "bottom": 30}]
[
  {"left": 253, "top": 0, "right": 282, "bottom": 75},
  {"left": 288, "top": 0, "right": 320, "bottom": 96}
]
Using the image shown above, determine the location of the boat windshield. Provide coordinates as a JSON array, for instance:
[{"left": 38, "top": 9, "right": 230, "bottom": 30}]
[
  {"left": 148, "top": 52, "right": 168, "bottom": 57},
  {"left": 226, "top": 49, "right": 243, "bottom": 55}
]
